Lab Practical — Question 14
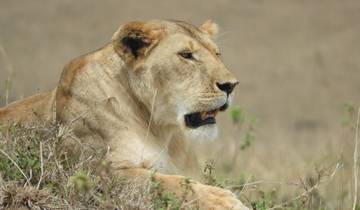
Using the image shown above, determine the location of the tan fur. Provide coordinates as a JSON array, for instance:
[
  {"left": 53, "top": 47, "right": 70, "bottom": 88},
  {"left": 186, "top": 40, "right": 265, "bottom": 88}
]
[
  {"left": 0, "top": 91, "right": 56, "bottom": 124},
  {"left": 200, "top": 19, "right": 219, "bottom": 36},
  {"left": 0, "top": 20, "right": 249, "bottom": 210}
]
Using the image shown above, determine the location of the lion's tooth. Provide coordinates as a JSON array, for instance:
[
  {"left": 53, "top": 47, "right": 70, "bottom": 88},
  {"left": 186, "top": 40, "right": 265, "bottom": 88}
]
[
  {"left": 200, "top": 110, "right": 218, "bottom": 119},
  {"left": 200, "top": 111, "right": 207, "bottom": 119},
  {"left": 206, "top": 112, "right": 215, "bottom": 118},
  {"left": 213, "top": 110, "right": 218, "bottom": 117}
]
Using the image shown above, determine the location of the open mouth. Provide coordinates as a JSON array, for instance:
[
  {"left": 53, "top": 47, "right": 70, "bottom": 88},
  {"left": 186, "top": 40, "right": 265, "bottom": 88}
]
[{"left": 184, "top": 103, "right": 228, "bottom": 129}]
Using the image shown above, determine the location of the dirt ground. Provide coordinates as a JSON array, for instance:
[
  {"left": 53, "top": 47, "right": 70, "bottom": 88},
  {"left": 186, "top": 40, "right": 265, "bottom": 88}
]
[{"left": 1, "top": 0, "right": 360, "bottom": 208}]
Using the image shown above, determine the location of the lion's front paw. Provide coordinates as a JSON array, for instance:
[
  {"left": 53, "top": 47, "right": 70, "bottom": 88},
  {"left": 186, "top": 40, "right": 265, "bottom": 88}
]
[{"left": 192, "top": 183, "right": 250, "bottom": 210}]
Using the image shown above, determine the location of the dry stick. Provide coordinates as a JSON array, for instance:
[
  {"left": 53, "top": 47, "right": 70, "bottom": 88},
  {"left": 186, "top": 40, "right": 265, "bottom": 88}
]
[
  {"left": 227, "top": 180, "right": 301, "bottom": 191},
  {"left": 74, "top": 155, "right": 94, "bottom": 170},
  {"left": 238, "top": 176, "right": 253, "bottom": 195},
  {"left": 0, "top": 149, "right": 29, "bottom": 181},
  {"left": 141, "top": 89, "right": 157, "bottom": 163},
  {"left": 145, "top": 89, "right": 158, "bottom": 142},
  {"left": 352, "top": 107, "right": 360, "bottom": 210},
  {"left": 36, "top": 142, "right": 44, "bottom": 189},
  {"left": 25, "top": 169, "right": 33, "bottom": 187}
]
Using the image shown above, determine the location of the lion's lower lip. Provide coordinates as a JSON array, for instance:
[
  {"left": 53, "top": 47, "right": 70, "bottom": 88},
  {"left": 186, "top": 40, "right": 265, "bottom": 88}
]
[
  {"left": 184, "top": 108, "right": 223, "bottom": 129},
  {"left": 219, "top": 103, "right": 228, "bottom": 111},
  {"left": 184, "top": 112, "right": 216, "bottom": 129}
]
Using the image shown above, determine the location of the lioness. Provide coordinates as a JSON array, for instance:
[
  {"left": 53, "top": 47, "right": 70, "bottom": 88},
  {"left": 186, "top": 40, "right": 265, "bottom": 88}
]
[{"left": 0, "top": 20, "right": 249, "bottom": 210}]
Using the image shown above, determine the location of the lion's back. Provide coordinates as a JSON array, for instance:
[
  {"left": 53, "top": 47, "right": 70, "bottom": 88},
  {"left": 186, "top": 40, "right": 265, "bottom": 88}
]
[{"left": 0, "top": 90, "right": 56, "bottom": 126}]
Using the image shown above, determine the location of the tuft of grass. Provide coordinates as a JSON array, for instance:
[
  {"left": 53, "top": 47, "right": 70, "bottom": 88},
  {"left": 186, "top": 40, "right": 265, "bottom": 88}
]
[{"left": 0, "top": 123, "right": 182, "bottom": 209}]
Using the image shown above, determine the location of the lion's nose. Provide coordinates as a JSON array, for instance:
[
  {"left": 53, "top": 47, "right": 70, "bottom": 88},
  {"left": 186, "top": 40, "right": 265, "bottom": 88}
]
[{"left": 216, "top": 82, "right": 238, "bottom": 96}]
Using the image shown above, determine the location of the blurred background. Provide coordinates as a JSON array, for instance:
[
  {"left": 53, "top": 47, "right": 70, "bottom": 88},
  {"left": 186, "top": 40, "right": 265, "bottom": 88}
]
[{"left": 1, "top": 0, "right": 360, "bottom": 209}]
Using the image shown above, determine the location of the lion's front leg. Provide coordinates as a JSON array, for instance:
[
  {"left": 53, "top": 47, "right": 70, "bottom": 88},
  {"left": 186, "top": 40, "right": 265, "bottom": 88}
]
[
  {"left": 190, "top": 182, "right": 250, "bottom": 210},
  {"left": 118, "top": 168, "right": 250, "bottom": 210}
]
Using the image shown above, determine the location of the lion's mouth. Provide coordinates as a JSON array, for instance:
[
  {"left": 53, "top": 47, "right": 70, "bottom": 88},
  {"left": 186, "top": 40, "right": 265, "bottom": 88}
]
[{"left": 184, "top": 103, "right": 228, "bottom": 128}]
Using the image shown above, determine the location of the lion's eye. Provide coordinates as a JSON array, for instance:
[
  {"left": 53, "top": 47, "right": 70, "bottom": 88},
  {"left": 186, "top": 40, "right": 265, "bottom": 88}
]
[
  {"left": 216, "top": 52, "right": 221, "bottom": 57},
  {"left": 178, "top": 51, "right": 194, "bottom": 60}
]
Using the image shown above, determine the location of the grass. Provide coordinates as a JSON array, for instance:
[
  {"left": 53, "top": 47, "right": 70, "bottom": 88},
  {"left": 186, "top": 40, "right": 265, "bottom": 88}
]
[{"left": 0, "top": 107, "right": 359, "bottom": 209}]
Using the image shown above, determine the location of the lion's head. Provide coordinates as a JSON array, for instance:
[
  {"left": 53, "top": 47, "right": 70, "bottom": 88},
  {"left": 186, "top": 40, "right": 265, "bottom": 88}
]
[{"left": 112, "top": 20, "right": 238, "bottom": 141}]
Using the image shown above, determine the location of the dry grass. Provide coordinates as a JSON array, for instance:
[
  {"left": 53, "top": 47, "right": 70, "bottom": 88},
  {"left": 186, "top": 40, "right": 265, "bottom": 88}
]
[{"left": 0, "top": 123, "right": 159, "bottom": 209}]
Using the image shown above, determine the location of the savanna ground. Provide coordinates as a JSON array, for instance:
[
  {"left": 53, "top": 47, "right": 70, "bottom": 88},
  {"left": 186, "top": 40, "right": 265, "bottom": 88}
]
[{"left": 0, "top": 0, "right": 360, "bottom": 209}]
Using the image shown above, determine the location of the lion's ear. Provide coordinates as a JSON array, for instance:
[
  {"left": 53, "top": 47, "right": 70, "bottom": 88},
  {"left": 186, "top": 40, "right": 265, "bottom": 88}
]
[
  {"left": 112, "top": 22, "right": 163, "bottom": 66},
  {"left": 200, "top": 19, "right": 219, "bottom": 36}
]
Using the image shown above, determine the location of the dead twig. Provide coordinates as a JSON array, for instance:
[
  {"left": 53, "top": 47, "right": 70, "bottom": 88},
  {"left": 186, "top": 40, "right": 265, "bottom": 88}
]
[
  {"left": 227, "top": 180, "right": 301, "bottom": 190},
  {"left": 36, "top": 142, "right": 44, "bottom": 189},
  {"left": 352, "top": 107, "right": 360, "bottom": 210},
  {"left": 238, "top": 176, "right": 253, "bottom": 195},
  {"left": 146, "top": 89, "right": 157, "bottom": 142}
]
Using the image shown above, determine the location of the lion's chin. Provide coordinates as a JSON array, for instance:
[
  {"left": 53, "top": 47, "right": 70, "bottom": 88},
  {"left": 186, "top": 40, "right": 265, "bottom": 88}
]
[{"left": 185, "top": 124, "right": 218, "bottom": 142}]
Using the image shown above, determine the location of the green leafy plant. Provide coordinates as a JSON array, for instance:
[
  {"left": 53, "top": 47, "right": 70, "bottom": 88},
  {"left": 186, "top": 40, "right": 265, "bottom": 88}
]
[{"left": 227, "top": 107, "right": 258, "bottom": 173}]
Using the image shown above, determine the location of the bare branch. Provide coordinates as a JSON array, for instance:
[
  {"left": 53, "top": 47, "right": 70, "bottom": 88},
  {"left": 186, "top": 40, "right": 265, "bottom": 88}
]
[
  {"left": 352, "top": 107, "right": 360, "bottom": 210},
  {"left": 36, "top": 142, "right": 44, "bottom": 189}
]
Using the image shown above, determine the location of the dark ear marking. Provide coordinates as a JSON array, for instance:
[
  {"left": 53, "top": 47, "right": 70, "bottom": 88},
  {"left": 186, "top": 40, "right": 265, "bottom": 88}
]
[
  {"left": 112, "top": 22, "right": 164, "bottom": 67},
  {"left": 121, "top": 31, "right": 150, "bottom": 58}
]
